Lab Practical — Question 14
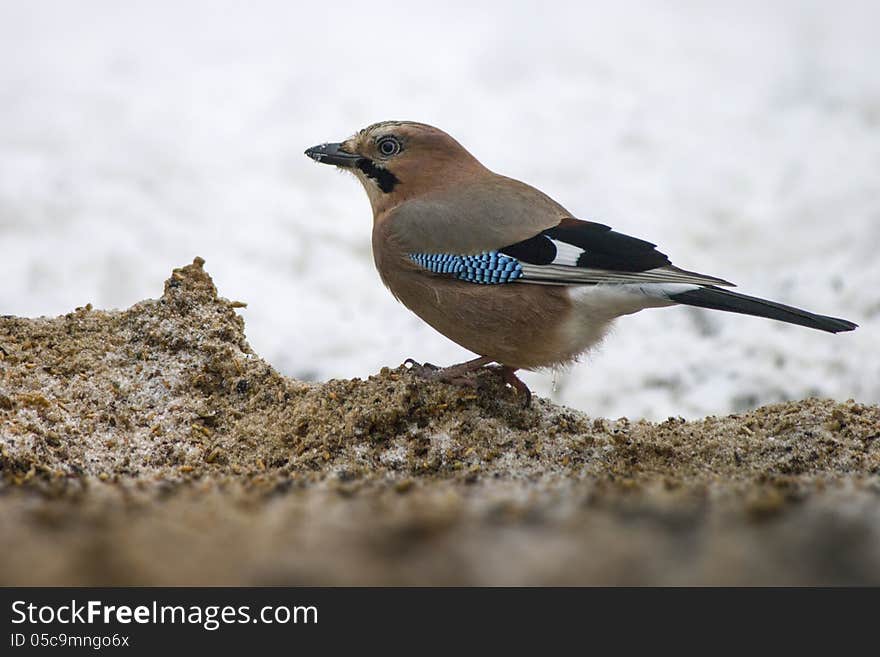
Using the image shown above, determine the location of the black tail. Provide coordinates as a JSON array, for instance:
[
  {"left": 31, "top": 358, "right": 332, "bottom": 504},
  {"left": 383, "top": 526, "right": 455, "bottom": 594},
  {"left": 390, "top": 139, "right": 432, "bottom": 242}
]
[{"left": 668, "top": 286, "right": 858, "bottom": 333}]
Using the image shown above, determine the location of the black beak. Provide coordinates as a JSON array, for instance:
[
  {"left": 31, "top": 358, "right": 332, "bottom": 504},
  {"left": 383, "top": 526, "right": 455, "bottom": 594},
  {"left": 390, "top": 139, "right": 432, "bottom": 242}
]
[{"left": 304, "top": 142, "right": 361, "bottom": 167}]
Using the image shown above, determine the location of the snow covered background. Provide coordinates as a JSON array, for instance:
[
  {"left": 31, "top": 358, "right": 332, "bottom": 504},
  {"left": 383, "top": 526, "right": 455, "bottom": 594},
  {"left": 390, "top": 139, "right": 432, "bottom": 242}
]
[{"left": 1, "top": 0, "right": 877, "bottom": 419}]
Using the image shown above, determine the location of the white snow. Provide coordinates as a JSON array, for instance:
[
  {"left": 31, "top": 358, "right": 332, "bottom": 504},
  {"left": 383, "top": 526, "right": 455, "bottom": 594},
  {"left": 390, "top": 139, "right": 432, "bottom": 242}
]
[{"left": 1, "top": 0, "right": 877, "bottom": 419}]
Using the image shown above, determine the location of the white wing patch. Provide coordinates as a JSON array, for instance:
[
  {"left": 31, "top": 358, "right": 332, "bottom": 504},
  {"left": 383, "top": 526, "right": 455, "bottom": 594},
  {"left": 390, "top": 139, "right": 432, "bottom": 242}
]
[{"left": 548, "top": 239, "right": 584, "bottom": 266}]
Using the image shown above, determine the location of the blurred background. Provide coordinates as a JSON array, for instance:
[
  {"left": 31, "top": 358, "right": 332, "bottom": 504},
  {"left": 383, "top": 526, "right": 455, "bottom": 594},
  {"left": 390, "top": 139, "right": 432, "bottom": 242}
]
[{"left": 1, "top": 0, "right": 877, "bottom": 419}]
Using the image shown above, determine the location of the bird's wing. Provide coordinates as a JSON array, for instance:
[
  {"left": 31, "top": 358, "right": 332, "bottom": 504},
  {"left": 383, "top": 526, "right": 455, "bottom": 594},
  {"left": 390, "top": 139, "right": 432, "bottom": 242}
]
[
  {"left": 502, "top": 217, "right": 735, "bottom": 287},
  {"left": 407, "top": 217, "right": 734, "bottom": 287}
]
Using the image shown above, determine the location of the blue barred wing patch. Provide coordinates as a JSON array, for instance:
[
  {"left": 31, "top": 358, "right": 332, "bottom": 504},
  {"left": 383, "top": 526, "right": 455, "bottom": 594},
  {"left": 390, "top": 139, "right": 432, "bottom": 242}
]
[{"left": 409, "top": 251, "right": 523, "bottom": 284}]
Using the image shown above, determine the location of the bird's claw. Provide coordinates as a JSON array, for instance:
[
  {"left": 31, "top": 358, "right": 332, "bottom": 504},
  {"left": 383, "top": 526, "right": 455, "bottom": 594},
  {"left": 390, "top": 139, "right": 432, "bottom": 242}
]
[
  {"left": 487, "top": 365, "right": 532, "bottom": 407},
  {"left": 405, "top": 360, "right": 476, "bottom": 386},
  {"left": 403, "top": 359, "right": 442, "bottom": 382},
  {"left": 403, "top": 357, "right": 530, "bottom": 406},
  {"left": 506, "top": 376, "right": 532, "bottom": 407}
]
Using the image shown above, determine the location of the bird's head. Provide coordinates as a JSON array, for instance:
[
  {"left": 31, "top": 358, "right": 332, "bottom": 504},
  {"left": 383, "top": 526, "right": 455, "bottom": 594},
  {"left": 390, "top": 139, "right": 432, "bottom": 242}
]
[{"left": 305, "top": 121, "right": 484, "bottom": 215}]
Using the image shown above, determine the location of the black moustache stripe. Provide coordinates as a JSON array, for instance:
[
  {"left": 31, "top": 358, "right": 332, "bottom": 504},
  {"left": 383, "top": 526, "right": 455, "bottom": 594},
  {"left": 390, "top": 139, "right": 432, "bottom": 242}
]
[{"left": 356, "top": 159, "right": 399, "bottom": 193}]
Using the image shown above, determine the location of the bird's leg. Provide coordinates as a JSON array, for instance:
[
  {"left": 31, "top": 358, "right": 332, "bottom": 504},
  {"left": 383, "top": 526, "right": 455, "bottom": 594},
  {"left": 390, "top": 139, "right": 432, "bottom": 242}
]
[
  {"left": 500, "top": 366, "right": 532, "bottom": 406},
  {"left": 435, "top": 356, "right": 494, "bottom": 381},
  {"left": 405, "top": 355, "right": 493, "bottom": 387}
]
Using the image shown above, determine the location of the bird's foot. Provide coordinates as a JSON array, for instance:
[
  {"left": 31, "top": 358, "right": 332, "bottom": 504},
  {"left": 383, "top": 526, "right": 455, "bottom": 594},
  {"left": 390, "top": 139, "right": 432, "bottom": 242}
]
[
  {"left": 403, "top": 358, "right": 439, "bottom": 374},
  {"left": 486, "top": 365, "right": 532, "bottom": 407},
  {"left": 404, "top": 358, "right": 532, "bottom": 406},
  {"left": 404, "top": 356, "right": 492, "bottom": 388}
]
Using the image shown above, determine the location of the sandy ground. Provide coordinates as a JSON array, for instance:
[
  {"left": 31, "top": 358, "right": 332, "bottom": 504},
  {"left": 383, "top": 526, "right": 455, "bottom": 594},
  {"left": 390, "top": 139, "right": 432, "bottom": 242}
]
[{"left": 1, "top": 259, "right": 879, "bottom": 585}]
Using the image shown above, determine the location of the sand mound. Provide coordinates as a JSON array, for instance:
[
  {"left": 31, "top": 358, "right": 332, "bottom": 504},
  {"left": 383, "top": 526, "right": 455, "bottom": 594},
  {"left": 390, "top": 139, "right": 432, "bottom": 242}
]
[{"left": 1, "top": 258, "right": 878, "bottom": 585}]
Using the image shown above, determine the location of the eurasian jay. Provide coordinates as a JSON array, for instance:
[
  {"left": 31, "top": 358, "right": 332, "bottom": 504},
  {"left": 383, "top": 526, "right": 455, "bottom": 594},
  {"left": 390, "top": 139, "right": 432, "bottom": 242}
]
[{"left": 305, "top": 121, "right": 857, "bottom": 404}]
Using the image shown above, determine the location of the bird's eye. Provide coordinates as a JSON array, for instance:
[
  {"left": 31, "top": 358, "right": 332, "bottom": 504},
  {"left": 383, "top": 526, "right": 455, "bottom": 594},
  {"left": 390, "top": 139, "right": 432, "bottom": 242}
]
[{"left": 377, "top": 136, "right": 402, "bottom": 157}]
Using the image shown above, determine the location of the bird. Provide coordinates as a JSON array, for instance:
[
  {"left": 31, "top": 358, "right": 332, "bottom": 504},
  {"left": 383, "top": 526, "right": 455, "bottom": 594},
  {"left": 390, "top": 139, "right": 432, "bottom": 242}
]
[{"left": 305, "top": 121, "right": 857, "bottom": 404}]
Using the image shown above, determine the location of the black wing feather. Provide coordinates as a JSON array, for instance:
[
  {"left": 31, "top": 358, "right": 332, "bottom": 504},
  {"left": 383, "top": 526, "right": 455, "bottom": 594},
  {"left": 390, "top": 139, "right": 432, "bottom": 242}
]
[
  {"left": 544, "top": 221, "right": 670, "bottom": 271},
  {"left": 499, "top": 217, "right": 733, "bottom": 287},
  {"left": 499, "top": 233, "right": 557, "bottom": 264},
  {"left": 501, "top": 219, "right": 670, "bottom": 272}
]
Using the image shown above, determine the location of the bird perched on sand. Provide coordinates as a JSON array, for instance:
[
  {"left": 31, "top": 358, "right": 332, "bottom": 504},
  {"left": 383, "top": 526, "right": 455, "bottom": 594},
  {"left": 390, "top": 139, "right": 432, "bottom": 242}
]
[{"left": 305, "top": 121, "right": 857, "bottom": 404}]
